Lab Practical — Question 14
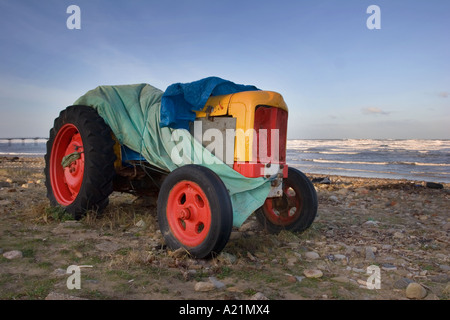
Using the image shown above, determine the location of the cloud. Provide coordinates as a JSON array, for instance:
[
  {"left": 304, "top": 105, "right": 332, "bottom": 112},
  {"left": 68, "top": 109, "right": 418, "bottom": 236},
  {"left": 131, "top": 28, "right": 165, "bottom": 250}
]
[
  {"left": 362, "top": 107, "right": 390, "bottom": 115},
  {"left": 438, "top": 92, "right": 448, "bottom": 98}
]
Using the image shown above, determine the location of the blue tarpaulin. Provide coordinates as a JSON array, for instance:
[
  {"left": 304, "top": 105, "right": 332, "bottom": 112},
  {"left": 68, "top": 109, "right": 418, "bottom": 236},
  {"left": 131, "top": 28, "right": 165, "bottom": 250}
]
[{"left": 160, "top": 76, "right": 259, "bottom": 129}]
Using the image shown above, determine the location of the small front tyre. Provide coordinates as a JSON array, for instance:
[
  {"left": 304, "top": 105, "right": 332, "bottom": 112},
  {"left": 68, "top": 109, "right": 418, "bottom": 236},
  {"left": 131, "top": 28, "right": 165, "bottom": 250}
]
[{"left": 256, "top": 167, "right": 318, "bottom": 233}]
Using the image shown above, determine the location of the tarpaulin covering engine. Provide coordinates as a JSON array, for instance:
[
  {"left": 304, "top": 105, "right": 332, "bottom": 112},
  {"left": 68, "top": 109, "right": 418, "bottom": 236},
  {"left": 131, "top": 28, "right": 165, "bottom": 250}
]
[{"left": 73, "top": 80, "right": 271, "bottom": 227}]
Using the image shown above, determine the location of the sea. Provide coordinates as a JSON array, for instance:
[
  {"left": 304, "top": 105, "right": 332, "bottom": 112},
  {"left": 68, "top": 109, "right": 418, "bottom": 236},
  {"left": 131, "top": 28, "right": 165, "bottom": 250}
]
[
  {"left": 1, "top": 138, "right": 449, "bottom": 184},
  {"left": 287, "top": 139, "right": 450, "bottom": 184}
]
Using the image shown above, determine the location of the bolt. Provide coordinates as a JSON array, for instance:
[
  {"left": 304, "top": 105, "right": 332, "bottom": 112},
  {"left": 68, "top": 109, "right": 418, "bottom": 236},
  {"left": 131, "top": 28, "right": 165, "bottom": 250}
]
[{"left": 178, "top": 208, "right": 191, "bottom": 220}]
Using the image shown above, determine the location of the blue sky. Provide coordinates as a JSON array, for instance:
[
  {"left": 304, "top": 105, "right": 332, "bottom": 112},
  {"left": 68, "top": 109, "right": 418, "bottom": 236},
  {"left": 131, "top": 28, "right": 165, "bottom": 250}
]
[{"left": 0, "top": 0, "right": 449, "bottom": 139}]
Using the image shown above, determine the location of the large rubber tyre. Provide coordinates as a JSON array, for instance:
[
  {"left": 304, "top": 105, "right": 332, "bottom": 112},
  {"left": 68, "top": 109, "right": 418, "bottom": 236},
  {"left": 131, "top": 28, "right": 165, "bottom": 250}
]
[
  {"left": 157, "top": 165, "right": 233, "bottom": 258},
  {"left": 256, "top": 167, "right": 318, "bottom": 234},
  {"left": 44, "top": 105, "right": 116, "bottom": 219}
]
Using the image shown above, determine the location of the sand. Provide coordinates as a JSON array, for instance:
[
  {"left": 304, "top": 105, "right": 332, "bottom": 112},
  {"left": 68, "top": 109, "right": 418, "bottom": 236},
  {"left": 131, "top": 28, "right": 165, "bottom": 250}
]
[{"left": 0, "top": 156, "right": 449, "bottom": 300}]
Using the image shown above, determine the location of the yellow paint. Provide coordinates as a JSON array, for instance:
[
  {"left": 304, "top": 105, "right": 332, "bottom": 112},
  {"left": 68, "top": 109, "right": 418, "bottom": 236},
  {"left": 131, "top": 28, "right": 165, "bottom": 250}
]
[{"left": 195, "top": 91, "right": 288, "bottom": 162}]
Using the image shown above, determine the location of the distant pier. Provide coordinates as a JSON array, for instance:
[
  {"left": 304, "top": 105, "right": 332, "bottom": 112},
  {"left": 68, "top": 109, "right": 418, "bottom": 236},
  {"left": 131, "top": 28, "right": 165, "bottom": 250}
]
[{"left": 0, "top": 137, "right": 48, "bottom": 146}]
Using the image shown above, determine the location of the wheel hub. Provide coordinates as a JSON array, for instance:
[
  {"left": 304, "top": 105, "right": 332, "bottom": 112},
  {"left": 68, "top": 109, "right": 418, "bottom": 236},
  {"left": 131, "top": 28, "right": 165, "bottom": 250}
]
[
  {"left": 50, "top": 124, "right": 85, "bottom": 205},
  {"left": 178, "top": 208, "right": 191, "bottom": 220},
  {"left": 166, "top": 181, "right": 212, "bottom": 247}
]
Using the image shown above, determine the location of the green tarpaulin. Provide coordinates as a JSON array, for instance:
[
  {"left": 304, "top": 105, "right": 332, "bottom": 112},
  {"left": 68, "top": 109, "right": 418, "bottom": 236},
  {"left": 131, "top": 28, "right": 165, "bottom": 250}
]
[{"left": 74, "top": 83, "right": 271, "bottom": 227}]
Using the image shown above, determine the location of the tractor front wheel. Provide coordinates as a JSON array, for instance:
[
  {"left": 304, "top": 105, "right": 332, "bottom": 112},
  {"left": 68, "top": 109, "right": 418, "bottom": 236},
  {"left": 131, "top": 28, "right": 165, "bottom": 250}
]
[
  {"left": 256, "top": 167, "right": 318, "bottom": 233},
  {"left": 157, "top": 165, "right": 233, "bottom": 258}
]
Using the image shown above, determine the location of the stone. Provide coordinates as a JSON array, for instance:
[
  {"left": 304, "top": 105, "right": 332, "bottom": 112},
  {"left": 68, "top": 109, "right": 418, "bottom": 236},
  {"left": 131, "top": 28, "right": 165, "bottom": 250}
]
[
  {"left": 247, "top": 252, "right": 257, "bottom": 262},
  {"left": 95, "top": 241, "right": 121, "bottom": 253},
  {"left": 321, "top": 177, "right": 331, "bottom": 184},
  {"left": 329, "top": 195, "right": 339, "bottom": 202},
  {"left": 229, "top": 231, "right": 242, "bottom": 241},
  {"left": 381, "top": 263, "right": 397, "bottom": 271},
  {"left": 393, "top": 231, "right": 405, "bottom": 239},
  {"left": 0, "top": 181, "right": 12, "bottom": 188},
  {"left": 52, "top": 268, "right": 67, "bottom": 277},
  {"left": 194, "top": 281, "right": 215, "bottom": 292},
  {"left": 0, "top": 199, "right": 11, "bottom": 206},
  {"left": 425, "top": 182, "right": 443, "bottom": 189},
  {"left": 442, "top": 222, "right": 450, "bottom": 231},
  {"left": 357, "top": 279, "right": 368, "bottom": 287},
  {"left": 45, "top": 292, "right": 87, "bottom": 300},
  {"left": 303, "top": 269, "right": 323, "bottom": 278},
  {"left": 135, "top": 219, "right": 146, "bottom": 228},
  {"left": 429, "top": 274, "right": 448, "bottom": 283},
  {"left": 334, "top": 254, "right": 347, "bottom": 260},
  {"left": 363, "top": 220, "right": 379, "bottom": 227},
  {"left": 170, "top": 247, "right": 188, "bottom": 258},
  {"left": 305, "top": 251, "right": 320, "bottom": 260},
  {"left": 365, "top": 247, "right": 376, "bottom": 261},
  {"left": 439, "top": 265, "right": 450, "bottom": 272},
  {"left": 217, "top": 252, "right": 237, "bottom": 264},
  {"left": 312, "top": 177, "right": 331, "bottom": 184},
  {"left": 355, "top": 187, "right": 369, "bottom": 195},
  {"left": 208, "top": 277, "right": 226, "bottom": 290},
  {"left": 85, "top": 279, "right": 99, "bottom": 284},
  {"left": 405, "top": 283, "right": 427, "bottom": 299},
  {"left": 3, "top": 250, "right": 23, "bottom": 260},
  {"left": 239, "top": 220, "right": 260, "bottom": 232},
  {"left": 287, "top": 257, "right": 298, "bottom": 266},
  {"left": 435, "top": 253, "right": 448, "bottom": 261},
  {"left": 331, "top": 276, "right": 351, "bottom": 284},
  {"left": 286, "top": 275, "right": 297, "bottom": 283},
  {"left": 394, "top": 278, "right": 414, "bottom": 289},
  {"left": 443, "top": 283, "right": 450, "bottom": 295},
  {"left": 251, "top": 292, "right": 269, "bottom": 300}
]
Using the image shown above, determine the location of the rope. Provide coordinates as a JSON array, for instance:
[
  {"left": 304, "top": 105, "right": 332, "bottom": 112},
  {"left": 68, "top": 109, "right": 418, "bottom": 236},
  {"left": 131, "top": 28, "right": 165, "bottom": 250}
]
[{"left": 61, "top": 152, "right": 82, "bottom": 168}]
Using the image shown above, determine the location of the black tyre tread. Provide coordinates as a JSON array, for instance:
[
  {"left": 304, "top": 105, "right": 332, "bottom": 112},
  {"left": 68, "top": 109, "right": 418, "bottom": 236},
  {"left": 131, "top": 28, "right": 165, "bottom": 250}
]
[
  {"left": 44, "top": 105, "right": 116, "bottom": 219},
  {"left": 157, "top": 164, "right": 233, "bottom": 259},
  {"left": 256, "top": 167, "right": 318, "bottom": 234}
]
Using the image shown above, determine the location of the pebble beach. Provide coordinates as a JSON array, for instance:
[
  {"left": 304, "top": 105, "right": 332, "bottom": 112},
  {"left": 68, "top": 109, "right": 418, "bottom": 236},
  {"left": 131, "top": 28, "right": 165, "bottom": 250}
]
[{"left": 0, "top": 156, "right": 449, "bottom": 300}]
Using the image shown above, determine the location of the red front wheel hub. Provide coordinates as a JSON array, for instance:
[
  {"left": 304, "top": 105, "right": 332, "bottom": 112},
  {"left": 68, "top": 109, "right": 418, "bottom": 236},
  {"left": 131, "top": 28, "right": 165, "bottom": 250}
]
[
  {"left": 166, "top": 181, "right": 212, "bottom": 247},
  {"left": 50, "top": 124, "right": 85, "bottom": 206}
]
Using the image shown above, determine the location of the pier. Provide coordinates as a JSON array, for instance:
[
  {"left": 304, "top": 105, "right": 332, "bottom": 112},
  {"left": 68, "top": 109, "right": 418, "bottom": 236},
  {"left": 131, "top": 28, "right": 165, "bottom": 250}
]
[{"left": 0, "top": 137, "right": 48, "bottom": 146}]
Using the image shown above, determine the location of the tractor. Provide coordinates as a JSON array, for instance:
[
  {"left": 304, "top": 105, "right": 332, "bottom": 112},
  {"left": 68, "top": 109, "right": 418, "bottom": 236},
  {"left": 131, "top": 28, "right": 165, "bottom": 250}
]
[{"left": 44, "top": 80, "right": 318, "bottom": 258}]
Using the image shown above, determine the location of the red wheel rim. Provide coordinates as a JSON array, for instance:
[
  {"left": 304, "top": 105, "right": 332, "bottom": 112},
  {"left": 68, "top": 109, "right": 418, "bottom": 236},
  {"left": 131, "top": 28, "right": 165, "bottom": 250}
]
[
  {"left": 166, "top": 181, "right": 212, "bottom": 247},
  {"left": 50, "top": 123, "right": 85, "bottom": 205},
  {"left": 263, "top": 181, "right": 303, "bottom": 226}
]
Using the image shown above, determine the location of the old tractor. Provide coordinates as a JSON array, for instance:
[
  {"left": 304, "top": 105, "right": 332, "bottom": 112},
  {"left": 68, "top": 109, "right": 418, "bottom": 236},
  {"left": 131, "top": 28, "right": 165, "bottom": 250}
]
[{"left": 45, "top": 82, "right": 318, "bottom": 258}]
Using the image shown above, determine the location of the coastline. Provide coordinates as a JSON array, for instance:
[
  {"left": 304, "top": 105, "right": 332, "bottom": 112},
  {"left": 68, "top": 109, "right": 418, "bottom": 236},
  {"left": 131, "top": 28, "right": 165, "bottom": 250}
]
[
  {"left": 1, "top": 156, "right": 449, "bottom": 300},
  {"left": 1, "top": 156, "right": 448, "bottom": 186}
]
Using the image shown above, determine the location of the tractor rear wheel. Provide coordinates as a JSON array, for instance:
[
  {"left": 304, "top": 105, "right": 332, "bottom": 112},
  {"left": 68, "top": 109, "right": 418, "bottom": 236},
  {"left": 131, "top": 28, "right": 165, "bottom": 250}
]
[
  {"left": 44, "top": 105, "right": 116, "bottom": 219},
  {"left": 157, "top": 165, "right": 233, "bottom": 258},
  {"left": 256, "top": 167, "right": 318, "bottom": 233}
]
